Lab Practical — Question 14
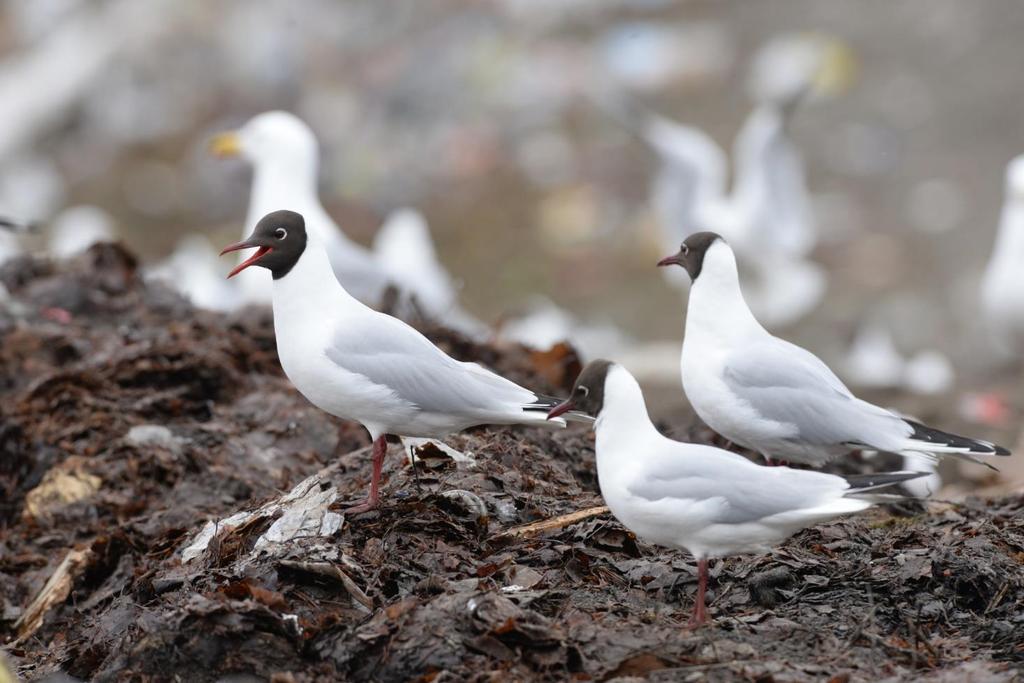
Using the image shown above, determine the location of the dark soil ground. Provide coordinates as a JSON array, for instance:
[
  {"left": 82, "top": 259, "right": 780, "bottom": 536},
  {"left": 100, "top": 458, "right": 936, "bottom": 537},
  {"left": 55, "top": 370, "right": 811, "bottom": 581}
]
[{"left": 1, "top": 245, "right": 1022, "bottom": 682}]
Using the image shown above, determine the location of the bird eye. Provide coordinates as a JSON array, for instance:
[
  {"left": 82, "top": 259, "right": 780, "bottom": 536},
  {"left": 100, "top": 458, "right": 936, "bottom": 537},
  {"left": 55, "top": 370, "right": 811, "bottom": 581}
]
[
  {"left": 275, "top": 227, "right": 287, "bottom": 240},
  {"left": 681, "top": 245, "right": 690, "bottom": 255},
  {"left": 576, "top": 386, "right": 589, "bottom": 397}
]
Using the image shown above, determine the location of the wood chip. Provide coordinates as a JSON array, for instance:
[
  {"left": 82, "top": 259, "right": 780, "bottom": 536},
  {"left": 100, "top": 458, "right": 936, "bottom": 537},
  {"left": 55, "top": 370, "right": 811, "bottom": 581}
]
[
  {"left": 14, "top": 547, "right": 93, "bottom": 641},
  {"left": 490, "top": 505, "right": 610, "bottom": 540},
  {"left": 278, "top": 560, "right": 373, "bottom": 610}
]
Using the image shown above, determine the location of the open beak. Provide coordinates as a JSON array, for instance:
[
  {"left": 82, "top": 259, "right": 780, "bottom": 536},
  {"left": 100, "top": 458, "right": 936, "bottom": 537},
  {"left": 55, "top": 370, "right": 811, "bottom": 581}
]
[
  {"left": 547, "top": 399, "right": 575, "bottom": 420},
  {"left": 657, "top": 253, "right": 682, "bottom": 268},
  {"left": 209, "top": 131, "right": 243, "bottom": 158},
  {"left": 220, "top": 239, "right": 271, "bottom": 278}
]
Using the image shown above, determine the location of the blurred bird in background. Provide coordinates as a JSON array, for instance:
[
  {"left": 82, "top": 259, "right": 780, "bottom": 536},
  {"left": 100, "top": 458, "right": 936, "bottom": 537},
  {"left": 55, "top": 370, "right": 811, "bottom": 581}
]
[
  {"left": 0, "top": 2, "right": 1016, "bottom": 501},
  {"left": 981, "top": 154, "right": 1024, "bottom": 361},
  {"left": 209, "top": 111, "right": 393, "bottom": 306},
  {"left": 605, "top": 33, "right": 856, "bottom": 327},
  {"left": 373, "top": 208, "right": 490, "bottom": 339}
]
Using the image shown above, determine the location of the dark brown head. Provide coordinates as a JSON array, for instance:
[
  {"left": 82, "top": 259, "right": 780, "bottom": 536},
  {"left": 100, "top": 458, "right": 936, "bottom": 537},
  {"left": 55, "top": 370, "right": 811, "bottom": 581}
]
[
  {"left": 547, "top": 359, "right": 614, "bottom": 420},
  {"left": 220, "top": 210, "right": 308, "bottom": 279},
  {"left": 656, "top": 231, "right": 723, "bottom": 281}
]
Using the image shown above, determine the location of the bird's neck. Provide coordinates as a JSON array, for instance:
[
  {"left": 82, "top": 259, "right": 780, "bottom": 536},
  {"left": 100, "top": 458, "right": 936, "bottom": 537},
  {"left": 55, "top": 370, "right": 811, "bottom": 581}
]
[
  {"left": 732, "top": 107, "right": 778, "bottom": 187},
  {"left": 685, "top": 251, "right": 764, "bottom": 342},
  {"left": 248, "top": 162, "right": 320, "bottom": 230},
  {"left": 990, "top": 196, "right": 1024, "bottom": 269},
  {"left": 271, "top": 240, "right": 362, "bottom": 324},
  {"left": 595, "top": 368, "right": 661, "bottom": 459}
]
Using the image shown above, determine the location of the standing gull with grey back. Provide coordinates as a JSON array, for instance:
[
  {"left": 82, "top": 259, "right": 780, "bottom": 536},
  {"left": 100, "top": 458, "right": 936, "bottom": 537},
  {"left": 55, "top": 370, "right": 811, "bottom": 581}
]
[
  {"left": 658, "top": 231, "right": 1011, "bottom": 468},
  {"left": 220, "top": 210, "right": 584, "bottom": 513}
]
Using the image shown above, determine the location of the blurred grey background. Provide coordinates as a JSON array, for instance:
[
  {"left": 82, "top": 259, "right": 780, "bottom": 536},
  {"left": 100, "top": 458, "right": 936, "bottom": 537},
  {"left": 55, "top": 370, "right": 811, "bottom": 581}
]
[{"left": 1, "top": 0, "right": 1022, "bottom": 486}]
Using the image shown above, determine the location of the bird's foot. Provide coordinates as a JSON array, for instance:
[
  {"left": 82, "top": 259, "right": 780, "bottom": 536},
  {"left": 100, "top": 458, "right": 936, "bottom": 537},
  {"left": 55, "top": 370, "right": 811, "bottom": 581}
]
[
  {"left": 41, "top": 307, "right": 72, "bottom": 324},
  {"left": 343, "top": 497, "right": 379, "bottom": 515},
  {"left": 686, "top": 607, "right": 709, "bottom": 629}
]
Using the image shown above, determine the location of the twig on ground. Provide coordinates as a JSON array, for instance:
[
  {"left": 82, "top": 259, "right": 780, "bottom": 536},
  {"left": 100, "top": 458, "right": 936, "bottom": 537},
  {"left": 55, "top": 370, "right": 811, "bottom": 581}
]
[
  {"left": 278, "top": 559, "right": 374, "bottom": 610},
  {"left": 489, "top": 505, "right": 610, "bottom": 541},
  {"left": 14, "top": 547, "right": 94, "bottom": 642}
]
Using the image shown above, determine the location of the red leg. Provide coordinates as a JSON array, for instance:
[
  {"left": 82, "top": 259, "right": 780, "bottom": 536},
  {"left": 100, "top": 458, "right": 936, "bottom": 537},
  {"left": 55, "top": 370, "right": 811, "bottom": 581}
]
[
  {"left": 687, "top": 558, "right": 709, "bottom": 628},
  {"left": 41, "top": 307, "right": 72, "bottom": 324},
  {"left": 345, "top": 435, "right": 388, "bottom": 514}
]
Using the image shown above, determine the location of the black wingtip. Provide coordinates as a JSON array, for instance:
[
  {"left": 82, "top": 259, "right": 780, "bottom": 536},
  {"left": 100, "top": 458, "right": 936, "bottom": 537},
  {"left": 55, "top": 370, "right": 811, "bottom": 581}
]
[
  {"left": 905, "top": 419, "right": 1011, "bottom": 456},
  {"left": 0, "top": 216, "right": 35, "bottom": 234},
  {"left": 524, "top": 395, "right": 560, "bottom": 413},
  {"left": 843, "top": 471, "right": 928, "bottom": 492},
  {"left": 525, "top": 395, "right": 594, "bottom": 423}
]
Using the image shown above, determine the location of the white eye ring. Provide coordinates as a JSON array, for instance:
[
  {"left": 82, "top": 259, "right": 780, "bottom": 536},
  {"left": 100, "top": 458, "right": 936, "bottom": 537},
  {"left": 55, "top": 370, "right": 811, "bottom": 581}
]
[
  {"left": 681, "top": 244, "right": 689, "bottom": 255},
  {"left": 577, "top": 385, "right": 589, "bottom": 397},
  {"left": 275, "top": 227, "right": 287, "bottom": 240}
]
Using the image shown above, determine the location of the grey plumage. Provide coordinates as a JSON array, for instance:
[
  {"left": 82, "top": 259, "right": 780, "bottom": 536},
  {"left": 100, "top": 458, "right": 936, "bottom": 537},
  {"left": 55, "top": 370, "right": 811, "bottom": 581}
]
[{"left": 325, "top": 315, "right": 537, "bottom": 417}]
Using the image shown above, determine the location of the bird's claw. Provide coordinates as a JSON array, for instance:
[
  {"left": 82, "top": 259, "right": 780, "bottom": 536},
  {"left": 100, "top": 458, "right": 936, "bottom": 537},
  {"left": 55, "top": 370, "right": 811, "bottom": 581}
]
[{"left": 343, "top": 498, "right": 379, "bottom": 515}]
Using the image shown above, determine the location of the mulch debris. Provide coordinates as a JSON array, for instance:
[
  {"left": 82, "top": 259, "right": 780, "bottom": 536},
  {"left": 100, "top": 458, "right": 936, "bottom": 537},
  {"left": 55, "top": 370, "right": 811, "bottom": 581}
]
[{"left": 0, "top": 244, "right": 1021, "bottom": 682}]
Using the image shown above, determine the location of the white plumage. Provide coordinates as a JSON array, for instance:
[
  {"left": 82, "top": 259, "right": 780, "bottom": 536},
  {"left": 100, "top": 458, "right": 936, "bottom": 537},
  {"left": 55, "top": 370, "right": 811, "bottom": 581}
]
[
  {"left": 146, "top": 234, "right": 242, "bottom": 313},
  {"left": 550, "top": 360, "right": 922, "bottom": 625},
  {"left": 594, "top": 365, "right": 877, "bottom": 557},
  {"left": 671, "top": 234, "right": 1009, "bottom": 467},
  {"left": 372, "top": 208, "right": 489, "bottom": 339},
  {"left": 272, "top": 243, "right": 559, "bottom": 440},
  {"left": 223, "top": 210, "right": 571, "bottom": 512},
  {"left": 214, "top": 111, "right": 391, "bottom": 306},
  {"left": 615, "top": 34, "right": 854, "bottom": 326},
  {"left": 48, "top": 205, "right": 116, "bottom": 259},
  {"left": 981, "top": 154, "right": 1024, "bottom": 358}
]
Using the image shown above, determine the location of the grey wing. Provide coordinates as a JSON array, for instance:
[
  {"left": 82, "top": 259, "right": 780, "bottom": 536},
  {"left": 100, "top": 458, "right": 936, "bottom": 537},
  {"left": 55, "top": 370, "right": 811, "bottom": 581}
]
[
  {"left": 723, "top": 339, "right": 900, "bottom": 448},
  {"left": 326, "top": 316, "right": 536, "bottom": 415},
  {"left": 628, "top": 445, "right": 848, "bottom": 524}
]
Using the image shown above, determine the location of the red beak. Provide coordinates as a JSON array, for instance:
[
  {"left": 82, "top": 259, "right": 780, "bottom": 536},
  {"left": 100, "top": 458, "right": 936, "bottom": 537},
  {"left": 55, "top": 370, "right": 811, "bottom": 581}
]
[
  {"left": 220, "top": 240, "right": 271, "bottom": 278},
  {"left": 547, "top": 399, "right": 575, "bottom": 420},
  {"left": 657, "top": 253, "right": 682, "bottom": 268}
]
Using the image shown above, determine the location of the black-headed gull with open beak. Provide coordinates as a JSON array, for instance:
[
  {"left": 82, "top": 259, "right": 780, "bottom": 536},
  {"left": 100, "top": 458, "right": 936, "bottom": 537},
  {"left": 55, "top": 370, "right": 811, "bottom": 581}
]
[
  {"left": 210, "top": 111, "right": 390, "bottom": 306},
  {"left": 659, "top": 232, "right": 1010, "bottom": 468},
  {"left": 221, "top": 210, "right": 580, "bottom": 513},
  {"left": 547, "top": 360, "right": 925, "bottom": 626}
]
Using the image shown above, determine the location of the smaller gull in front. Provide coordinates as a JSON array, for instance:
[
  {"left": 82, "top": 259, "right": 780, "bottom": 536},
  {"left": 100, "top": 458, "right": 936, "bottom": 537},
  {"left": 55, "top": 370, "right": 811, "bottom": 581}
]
[{"left": 548, "top": 360, "right": 924, "bottom": 626}]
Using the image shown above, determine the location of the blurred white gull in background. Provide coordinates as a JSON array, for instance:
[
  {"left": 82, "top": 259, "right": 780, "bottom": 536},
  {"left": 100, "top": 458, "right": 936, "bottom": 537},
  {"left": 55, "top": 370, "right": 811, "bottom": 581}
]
[
  {"left": 0, "top": 216, "right": 35, "bottom": 268},
  {"left": 0, "top": 229, "right": 24, "bottom": 267},
  {"left": 840, "top": 318, "right": 954, "bottom": 498},
  {"left": 608, "top": 33, "right": 855, "bottom": 327},
  {"left": 209, "top": 111, "right": 391, "bottom": 306},
  {"left": 146, "top": 234, "right": 242, "bottom": 313},
  {"left": 842, "top": 321, "right": 906, "bottom": 390},
  {"left": 0, "top": 0, "right": 176, "bottom": 160},
  {"left": 501, "top": 296, "right": 630, "bottom": 361},
  {"left": 981, "top": 154, "right": 1024, "bottom": 360},
  {"left": 372, "top": 208, "right": 490, "bottom": 339},
  {"left": 47, "top": 205, "right": 116, "bottom": 259},
  {"left": 499, "top": 296, "right": 679, "bottom": 384},
  {"left": 841, "top": 320, "right": 954, "bottom": 396}
]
